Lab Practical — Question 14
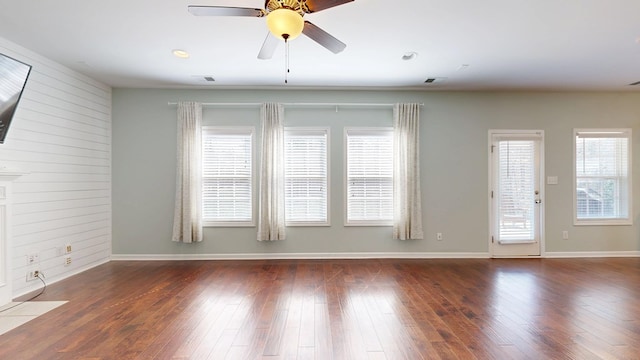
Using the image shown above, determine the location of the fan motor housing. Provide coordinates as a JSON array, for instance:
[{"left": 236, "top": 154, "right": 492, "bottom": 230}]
[{"left": 266, "top": 0, "right": 309, "bottom": 14}]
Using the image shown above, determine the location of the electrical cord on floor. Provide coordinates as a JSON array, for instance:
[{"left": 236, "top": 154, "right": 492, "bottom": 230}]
[{"left": 0, "top": 272, "right": 47, "bottom": 314}]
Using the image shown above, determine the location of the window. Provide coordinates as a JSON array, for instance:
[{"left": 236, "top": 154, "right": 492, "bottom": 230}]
[
  {"left": 345, "top": 128, "right": 393, "bottom": 225},
  {"left": 574, "top": 129, "right": 631, "bottom": 225},
  {"left": 202, "top": 127, "right": 253, "bottom": 226},
  {"left": 284, "top": 128, "right": 329, "bottom": 225}
]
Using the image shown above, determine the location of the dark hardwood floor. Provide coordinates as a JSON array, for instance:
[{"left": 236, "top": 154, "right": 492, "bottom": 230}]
[{"left": 1, "top": 258, "right": 640, "bottom": 359}]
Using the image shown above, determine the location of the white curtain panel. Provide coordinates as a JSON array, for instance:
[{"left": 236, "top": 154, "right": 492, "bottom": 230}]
[
  {"left": 257, "top": 103, "right": 286, "bottom": 241},
  {"left": 172, "top": 101, "right": 204, "bottom": 243},
  {"left": 393, "top": 103, "right": 424, "bottom": 240}
]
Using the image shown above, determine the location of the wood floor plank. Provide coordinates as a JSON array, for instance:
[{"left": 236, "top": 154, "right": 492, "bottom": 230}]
[
  {"left": 206, "top": 329, "right": 237, "bottom": 359},
  {"left": 336, "top": 287, "right": 373, "bottom": 360},
  {"left": 1, "top": 258, "right": 640, "bottom": 359},
  {"left": 188, "top": 304, "right": 239, "bottom": 360},
  {"left": 298, "top": 294, "right": 316, "bottom": 348},
  {"left": 262, "top": 309, "right": 289, "bottom": 356},
  {"left": 277, "top": 294, "right": 303, "bottom": 359},
  {"left": 314, "top": 302, "right": 333, "bottom": 360},
  {"left": 349, "top": 289, "right": 385, "bottom": 352}
]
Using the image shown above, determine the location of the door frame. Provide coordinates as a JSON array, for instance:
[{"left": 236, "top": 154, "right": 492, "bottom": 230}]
[{"left": 488, "top": 130, "right": 546, "bottom": 258}]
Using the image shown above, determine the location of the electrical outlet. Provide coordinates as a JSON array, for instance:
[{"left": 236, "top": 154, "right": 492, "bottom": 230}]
[
  {"left": 26, "top": 253, "right": 39, "bottom": 264},
  {"left": 65, "top": 243, "right": 72, "bottom": 254},
  {"left": 64, "top": 256, "right": 72, "bottom": 266},
  {"left": 26, "top": 269, "right": 40, "bottom": 281},
  {"left": 436, "top": 232, "right": 443, "bottom": 241}
]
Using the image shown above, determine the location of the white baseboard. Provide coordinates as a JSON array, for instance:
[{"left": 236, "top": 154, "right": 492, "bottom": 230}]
[
  {"left": 544, "top": 251, "right": 640, "bottom": 258},
  {"left": 111, "top": 252, "right": 491, "bottom": 261},
  {"left": 111, "top": 251, "right": 640, "bottom": 261}
]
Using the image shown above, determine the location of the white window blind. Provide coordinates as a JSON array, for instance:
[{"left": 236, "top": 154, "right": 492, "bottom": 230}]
[
  {"left": 498, "top": 140, "right": 536, "bottom": 241},
  {"left": 346, "top": 128, "right": 393, "bottom": 225},
  {"left": 202, "top": 127, "right": 253, "bottom": 225},
  {"left": 284, "top": 128, "right": 328, "bottom": 225},
  {"left": 575, "top": 129, "right": 631, "bottom": 224}
]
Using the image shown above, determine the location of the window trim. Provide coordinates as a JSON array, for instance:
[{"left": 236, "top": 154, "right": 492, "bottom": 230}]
[
  {"left": 344, "top": 127, "right": 394, "bottom": 227},
  {"left": 573, "top": 128, "right": 632, "bottom": 226},
  {"left": 202, "top": 126, "right": 255, "bottom": 228},
  {"left": 284, "top": 127, "right": 331, "bottom": 227}
]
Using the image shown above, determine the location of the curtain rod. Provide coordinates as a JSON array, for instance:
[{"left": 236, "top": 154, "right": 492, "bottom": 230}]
[{"left": 167, "top": 102, "right": 424, "bottom": 108}]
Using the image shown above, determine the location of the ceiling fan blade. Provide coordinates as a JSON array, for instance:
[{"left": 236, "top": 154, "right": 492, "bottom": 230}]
[
  {"left": 258, "top": 33, "right": 280, "bottom": 60},
  {"left": 305, "top": 0, "right": 354, "bottom": 13},
  {"left": 302, "top": 21, "right": 346, "bottom": 54},
  {"left": 188, "top": 5, "right": 264, "bottom": 17}
]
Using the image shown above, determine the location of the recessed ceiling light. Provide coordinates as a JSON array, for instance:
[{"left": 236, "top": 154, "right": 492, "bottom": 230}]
[
  {"left": 402, "top": 52, "right": 418, "bottom": 61},
  {"left": 172, "top": 49, "right": 190, "bottom": 59}
]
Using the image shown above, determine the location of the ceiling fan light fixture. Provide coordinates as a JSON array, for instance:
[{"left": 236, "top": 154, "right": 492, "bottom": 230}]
[{"left": 266, "top": 8, "right": 304, "bottom": 40}]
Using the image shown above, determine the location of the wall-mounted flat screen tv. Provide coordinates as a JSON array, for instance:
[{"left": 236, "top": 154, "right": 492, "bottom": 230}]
[{"left": 0, "top": 52, "right": 32, "bottom": 144}]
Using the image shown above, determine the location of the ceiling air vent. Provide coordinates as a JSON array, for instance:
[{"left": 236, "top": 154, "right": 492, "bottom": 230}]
[
  {"left": 424, "top": 77, "right": 447, "bottom": 84},
  {"left": 191, "top": 75, "right": 216, "bottom": 83},
  {"left": 629, "top": 81, "right": 640, "bottom": 86}
]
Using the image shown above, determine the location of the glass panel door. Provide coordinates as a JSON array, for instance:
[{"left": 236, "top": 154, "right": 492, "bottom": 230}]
[{"left": 491, "top": 132, "right": 543, "bottom": 257}]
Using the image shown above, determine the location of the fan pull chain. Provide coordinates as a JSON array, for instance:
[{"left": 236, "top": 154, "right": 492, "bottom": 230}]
[{"left": 284, "top": 35, "right": 290, "bottom": 84}]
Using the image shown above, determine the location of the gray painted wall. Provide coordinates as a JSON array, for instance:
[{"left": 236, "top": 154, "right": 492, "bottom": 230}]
[{"left": 112, "top": 89, "right": 640, "bottom": 256}]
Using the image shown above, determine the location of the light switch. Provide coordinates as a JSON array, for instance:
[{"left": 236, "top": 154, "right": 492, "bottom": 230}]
[{"left": 547, "top": 176, "right": 558, "bottom": 185}]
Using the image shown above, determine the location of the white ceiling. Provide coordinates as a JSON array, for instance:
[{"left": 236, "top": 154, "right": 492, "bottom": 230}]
[{"left": 1, "top": 0, "right": 639, "bottom": 91}]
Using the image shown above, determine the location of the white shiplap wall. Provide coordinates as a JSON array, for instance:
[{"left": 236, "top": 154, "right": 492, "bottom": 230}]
[{"left": 0, "top": 37, "right": 111, "bottom": 297}]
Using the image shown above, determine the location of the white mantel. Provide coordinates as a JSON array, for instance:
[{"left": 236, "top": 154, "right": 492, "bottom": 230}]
[{"left": 0, "top": 168, "right": 27, "bottom": 306}]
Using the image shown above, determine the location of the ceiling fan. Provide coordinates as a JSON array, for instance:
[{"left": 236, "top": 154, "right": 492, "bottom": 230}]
[{"left": 188, "top": 0, "right": 354, "bottom": 59}]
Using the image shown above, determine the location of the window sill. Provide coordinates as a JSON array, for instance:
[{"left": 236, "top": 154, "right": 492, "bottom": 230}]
[
  {"left": 286, "top": 222, "right": 331, "bottom": 227},
  {"left": 203, "top": 222, "right": 255, "bottom": 228},
  {"left": 574, "top": 219, "right": 632, "bottom": 226},
  {"left": 344, "top": 221, "right": 393, "bottom": 227}
]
